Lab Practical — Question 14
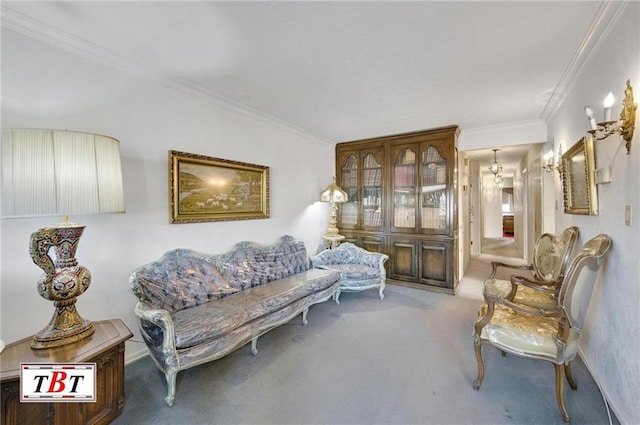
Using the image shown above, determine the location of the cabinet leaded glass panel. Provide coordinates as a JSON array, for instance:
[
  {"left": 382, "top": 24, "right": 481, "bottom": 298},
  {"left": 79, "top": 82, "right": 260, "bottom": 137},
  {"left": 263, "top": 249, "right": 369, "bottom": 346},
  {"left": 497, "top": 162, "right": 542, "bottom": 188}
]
[
  {"left": 362, "top": 153, "right": 382, "bottom": 227},
  {"left": 394, "top": 148, "right": 416, "bottom": 228},
  {"left": 421, "top": 146, "right": 447, "bottom": 230},
  {"left": 340, "top": 154, "right": 358, "bottom": 225}
]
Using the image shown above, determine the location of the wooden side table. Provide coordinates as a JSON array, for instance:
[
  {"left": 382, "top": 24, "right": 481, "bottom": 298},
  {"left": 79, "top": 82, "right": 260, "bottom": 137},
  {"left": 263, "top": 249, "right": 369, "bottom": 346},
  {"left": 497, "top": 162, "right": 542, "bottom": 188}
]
[{"left": 1, "top": 319, "right": 132, "bottom": 425}]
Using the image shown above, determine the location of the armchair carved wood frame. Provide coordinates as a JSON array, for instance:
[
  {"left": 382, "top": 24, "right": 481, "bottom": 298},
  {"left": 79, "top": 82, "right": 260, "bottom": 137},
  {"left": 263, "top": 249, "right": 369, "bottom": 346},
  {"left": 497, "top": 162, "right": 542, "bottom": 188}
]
[
  {"left": 483, "top": 226, "right": 579, "bottom": 310},
  {"left": 472, "top": 234, "right": 611, "bottom": 423}
]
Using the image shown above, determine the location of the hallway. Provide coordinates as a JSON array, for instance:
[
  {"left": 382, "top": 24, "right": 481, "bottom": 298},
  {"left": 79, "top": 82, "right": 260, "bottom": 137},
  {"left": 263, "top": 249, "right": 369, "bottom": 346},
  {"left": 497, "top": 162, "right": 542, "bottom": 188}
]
[{"left": 457, "top": 237, "right": 526, "bottom": 300}]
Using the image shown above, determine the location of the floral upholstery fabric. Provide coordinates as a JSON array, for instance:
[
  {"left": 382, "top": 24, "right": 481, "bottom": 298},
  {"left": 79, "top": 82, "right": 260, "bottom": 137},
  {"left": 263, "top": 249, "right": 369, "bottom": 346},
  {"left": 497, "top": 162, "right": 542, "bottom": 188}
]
[
  {"left": 130, "top": 249, "right": 238, "bottom": 313},
  {"left": 212, "top": 236, "right": 309, "bottom": 290},
  {"left": 129, "top": 235, "right": 341, "bottom": 406},
  {"left": 319, "top": 264, "right": 380, "bottom": 281},
  {"left": 171, "top": 269, "right": 338, "bottom": 348},
  {"left": 130, "top": 235, "right": 310, "bottom": 313},
  {"left": 483, "top": 278, "right": 556, "bottom": 310},
  {"left": 311, "top": 243, "right": 388, "bottom": 300}
]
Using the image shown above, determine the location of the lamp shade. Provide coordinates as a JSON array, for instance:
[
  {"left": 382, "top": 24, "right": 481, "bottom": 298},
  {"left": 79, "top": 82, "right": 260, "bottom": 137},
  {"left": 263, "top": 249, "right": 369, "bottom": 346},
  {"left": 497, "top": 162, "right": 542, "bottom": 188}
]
[
  {"left": 2, "top": 129, "right": 125, "bottom": 218},
  {"left": 320, "top": 177, "right": 348, "bottom": 203}
]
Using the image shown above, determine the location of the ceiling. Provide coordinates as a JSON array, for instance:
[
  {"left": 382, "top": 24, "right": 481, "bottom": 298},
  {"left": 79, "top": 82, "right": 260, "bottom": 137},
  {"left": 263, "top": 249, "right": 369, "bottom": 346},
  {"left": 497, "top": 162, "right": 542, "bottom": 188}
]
[{"left": 2, "top": 1, "right": 608, "bottom": 168}]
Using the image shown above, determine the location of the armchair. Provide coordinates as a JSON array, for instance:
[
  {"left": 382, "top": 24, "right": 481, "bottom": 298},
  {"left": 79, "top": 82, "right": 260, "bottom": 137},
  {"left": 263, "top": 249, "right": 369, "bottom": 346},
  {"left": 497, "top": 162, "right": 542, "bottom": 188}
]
[
  {"left": 472, "top": 234, "right": 612, "bottom": 422},
  {"left": 311, "top": 243, "right": 388, "bottom": 304},
  {"left": 483, "top": 226, "right": 578, "bottom": 310}
]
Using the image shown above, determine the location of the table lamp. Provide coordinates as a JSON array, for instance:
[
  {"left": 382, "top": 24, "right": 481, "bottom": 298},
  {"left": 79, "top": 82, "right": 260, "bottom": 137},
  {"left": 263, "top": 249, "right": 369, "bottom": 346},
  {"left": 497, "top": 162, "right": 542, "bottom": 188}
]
[
  {"left": 320, "top": 177, "right": 348, "bottom": 248},
  {"left": 2, "top": 128, "right": 125, "bottom": 349}
]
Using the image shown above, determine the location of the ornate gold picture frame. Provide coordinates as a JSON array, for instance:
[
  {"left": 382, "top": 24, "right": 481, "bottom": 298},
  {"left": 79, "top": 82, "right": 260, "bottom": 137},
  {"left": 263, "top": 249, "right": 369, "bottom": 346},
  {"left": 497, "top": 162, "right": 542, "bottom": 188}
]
[
  {"left": 169, "top": 150, "right": 270, "bottom": 223},
  {"left": 560, "top": 135, "right": 598, "bottom": 215}
]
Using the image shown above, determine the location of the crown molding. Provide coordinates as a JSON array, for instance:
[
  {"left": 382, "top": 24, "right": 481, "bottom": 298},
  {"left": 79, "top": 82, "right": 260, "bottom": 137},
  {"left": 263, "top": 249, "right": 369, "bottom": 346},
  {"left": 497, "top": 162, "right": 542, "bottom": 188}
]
[
  {"left": 1, "top": 6, "right": 336, "bottom": 147},
  {"left": 540, "top": 1, "right": 628, "bottom": 123}
]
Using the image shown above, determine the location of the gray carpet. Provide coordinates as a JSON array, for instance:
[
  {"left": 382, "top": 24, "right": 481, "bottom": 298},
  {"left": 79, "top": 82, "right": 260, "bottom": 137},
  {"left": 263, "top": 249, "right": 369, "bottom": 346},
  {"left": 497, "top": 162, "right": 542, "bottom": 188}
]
[{"left": 114, "top": 285, "right": 617, "bottom": 425}]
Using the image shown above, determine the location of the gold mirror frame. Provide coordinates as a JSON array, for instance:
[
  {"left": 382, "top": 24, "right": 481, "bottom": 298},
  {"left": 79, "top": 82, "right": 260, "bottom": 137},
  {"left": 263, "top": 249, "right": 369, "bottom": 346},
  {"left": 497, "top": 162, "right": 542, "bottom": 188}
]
[{"left": 560, "top": 135, "right": 598, "bottom": 215}]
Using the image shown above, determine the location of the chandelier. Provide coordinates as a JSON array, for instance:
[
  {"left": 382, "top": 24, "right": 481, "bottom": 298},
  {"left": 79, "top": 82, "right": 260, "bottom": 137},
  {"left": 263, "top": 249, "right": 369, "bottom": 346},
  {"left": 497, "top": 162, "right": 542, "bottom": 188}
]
[{"left": 488, "top": 149, "right": 503, "bottom": 175}]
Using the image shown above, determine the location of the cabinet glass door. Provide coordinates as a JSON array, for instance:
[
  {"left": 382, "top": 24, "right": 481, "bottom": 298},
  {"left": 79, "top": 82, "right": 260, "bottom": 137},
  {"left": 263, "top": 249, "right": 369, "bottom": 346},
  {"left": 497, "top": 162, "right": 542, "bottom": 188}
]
[
  {"left": 340, "top": 154, "right": 358, "bottom": 226},
  {"left": 362, "top": 153, "right": 383, "bottom": 228},
  {"left": 420, "top": 146, "right": 447, "bottom": 230},
  {"left": 393, "top": 148, "right": 416, "bottom": 228}
]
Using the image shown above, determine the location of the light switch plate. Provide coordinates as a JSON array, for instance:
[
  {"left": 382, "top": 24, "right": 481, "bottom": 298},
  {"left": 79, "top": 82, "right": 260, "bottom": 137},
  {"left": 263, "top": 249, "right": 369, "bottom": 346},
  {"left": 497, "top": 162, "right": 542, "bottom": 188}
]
[{"left": 625, "top": 205, "right": 632, "bottom": 226}]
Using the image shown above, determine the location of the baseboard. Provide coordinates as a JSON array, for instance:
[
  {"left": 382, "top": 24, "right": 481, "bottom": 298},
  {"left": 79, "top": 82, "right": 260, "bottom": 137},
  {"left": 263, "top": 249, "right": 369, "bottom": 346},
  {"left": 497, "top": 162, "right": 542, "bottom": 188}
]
[
  {"left": 578, "top": 348, "right": 623, "bottom": 424},
  {"left": 125, "top": 346, "right": 149, "bottom": 365}
]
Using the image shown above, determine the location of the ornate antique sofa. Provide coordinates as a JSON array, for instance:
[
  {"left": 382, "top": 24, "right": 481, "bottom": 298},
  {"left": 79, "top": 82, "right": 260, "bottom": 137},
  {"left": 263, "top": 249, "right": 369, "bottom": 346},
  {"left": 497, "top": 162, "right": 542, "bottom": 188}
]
[
  {"left": 129, "top": 235, "right": 340, "bottom": 406},
  {"left": 311, "top": 242, "right": 388, "bottom": 303}
]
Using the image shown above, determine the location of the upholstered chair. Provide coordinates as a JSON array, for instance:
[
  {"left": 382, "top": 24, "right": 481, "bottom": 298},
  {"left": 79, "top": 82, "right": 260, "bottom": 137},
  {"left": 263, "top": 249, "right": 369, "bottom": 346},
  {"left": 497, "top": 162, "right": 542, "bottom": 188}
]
[
  {"left": 483, "top": 226, "right": 578, "bottom": 310},
  {"left": 311, "top": 243, "right": 388, "bottom": 304},
  {"left": 472, "top": 234, "right": 612, "bottom": 422}
]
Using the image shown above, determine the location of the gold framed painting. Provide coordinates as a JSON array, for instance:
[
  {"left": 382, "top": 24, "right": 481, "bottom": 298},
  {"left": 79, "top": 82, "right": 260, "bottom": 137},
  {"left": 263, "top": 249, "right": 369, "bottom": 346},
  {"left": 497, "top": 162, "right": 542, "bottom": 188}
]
[
  {"left": 560, "top": 135, "right": 598, "bottom": 215},
  {"left": 169, "top": 150, "right": 270, "bottom": 223}
]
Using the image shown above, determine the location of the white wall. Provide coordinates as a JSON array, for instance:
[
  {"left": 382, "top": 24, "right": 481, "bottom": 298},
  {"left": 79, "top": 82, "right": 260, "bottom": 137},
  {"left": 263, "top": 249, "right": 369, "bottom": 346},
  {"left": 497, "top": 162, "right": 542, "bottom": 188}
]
[
  {"left": 481, "top": 174, "right": 503, "bottom": 238},
  {"left": 1, "top": 29, "right": 335, "bottom": 361},
  {"left": 546, "top": 3, "right": 639, "bottom": 423}
]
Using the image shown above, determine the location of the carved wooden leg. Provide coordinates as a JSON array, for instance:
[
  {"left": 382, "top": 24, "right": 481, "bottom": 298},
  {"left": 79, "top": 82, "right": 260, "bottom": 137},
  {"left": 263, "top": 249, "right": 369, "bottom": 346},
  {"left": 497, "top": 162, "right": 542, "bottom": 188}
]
[
  {"left": 565, "top": 362, "right": 578, "bottom": 390},
  {"left": 251, "top": 337, "right": 258, "bottom": 355},
  {"left": 302, "top": 307, "right": 309, "bottom": 325},
  {"left": 165, "top": 371, "right": 177, "bottom": 406},
  {"left": 472, "top": 336, "right": 484, "bottom": 390},
  {"left": 334, "top": 289, "right": 341, "bottom": 305},
  {"left": 554, "top": 363, "right": 570, "bottom": 422},
  {"left": 379, "top": 284, "right": 385, "bottom": 300}
]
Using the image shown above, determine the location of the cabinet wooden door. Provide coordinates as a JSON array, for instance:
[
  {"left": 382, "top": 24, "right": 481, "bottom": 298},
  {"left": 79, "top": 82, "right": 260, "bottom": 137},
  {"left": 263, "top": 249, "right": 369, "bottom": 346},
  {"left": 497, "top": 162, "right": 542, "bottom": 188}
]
[
  {"left": 391, "top": 144, "right": 418, "bottom": 233},
  {"left": 338, "top": 147, "right": 384, "bottom": 231},
  {"left": 340, "top": 232, "right": 385, "bottom": 254},
  {"left": 389, "top": 238, "right": 418, "bottom": 281},
  {"left": 419, "top": 141, "right": 452, "bottom": 235},
  {"left": 336, "top": 125, "right": 459, "bottom": 294},
  {"left": 419, "top": 239, "right": 452, "bottom": 288}
]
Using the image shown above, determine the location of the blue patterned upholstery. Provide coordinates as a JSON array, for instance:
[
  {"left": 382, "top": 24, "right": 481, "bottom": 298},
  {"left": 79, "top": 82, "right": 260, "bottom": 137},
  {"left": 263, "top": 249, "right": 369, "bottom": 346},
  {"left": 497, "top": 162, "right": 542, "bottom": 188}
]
[
  {"left": 311, "top": 242, "right": 388, "bottom": 303},
  {"left": 129, "top": 235, "right": 340, "bottom": 406}
]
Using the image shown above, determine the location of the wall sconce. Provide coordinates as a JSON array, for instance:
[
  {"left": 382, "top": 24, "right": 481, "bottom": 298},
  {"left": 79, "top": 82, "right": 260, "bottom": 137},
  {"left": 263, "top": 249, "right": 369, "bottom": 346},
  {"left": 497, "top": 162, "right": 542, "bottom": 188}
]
[
  {"left": 542, "top": 150, "right": 555, "bottom": 172},
  {"left": 584, "top": 79, "right": 637, "bottom": 154},
  {"left": 542, "top": 145, "right": 563, "bottom": 173}
]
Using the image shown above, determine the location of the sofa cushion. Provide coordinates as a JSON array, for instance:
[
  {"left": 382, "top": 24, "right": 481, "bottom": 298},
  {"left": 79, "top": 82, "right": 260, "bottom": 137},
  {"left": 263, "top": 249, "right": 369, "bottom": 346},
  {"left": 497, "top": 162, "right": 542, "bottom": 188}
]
[
  {"left": 221, "top": 269, "right": 338, "bottom": 321},
  {"left": 134, "top": 250, "right": 238, "bottom": 313},
  {"left": 171, "top": 268, "right": 338, "bottom": 348},
  {"left": 319, "top": 264, "right": 380, "bottom": 281},
  {"left": 172, "top": 302, "right": 249, "bottom": 349}
]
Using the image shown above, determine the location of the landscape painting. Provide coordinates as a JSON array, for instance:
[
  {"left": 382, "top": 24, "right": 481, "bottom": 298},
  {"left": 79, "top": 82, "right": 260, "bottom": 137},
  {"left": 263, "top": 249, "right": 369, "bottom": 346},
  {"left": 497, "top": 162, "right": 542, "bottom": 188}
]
[{"left": 169, "top": 150, "right": 270, "bottom": 223}]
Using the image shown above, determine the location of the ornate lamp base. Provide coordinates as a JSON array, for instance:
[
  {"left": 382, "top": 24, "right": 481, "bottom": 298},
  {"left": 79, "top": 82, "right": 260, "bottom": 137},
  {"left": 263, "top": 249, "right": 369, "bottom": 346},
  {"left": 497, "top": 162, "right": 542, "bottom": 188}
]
[
  {"left": 32, "top": 299, "right": 95, "bottom": 349},
  {"left": 29, "top": 223, "right": 94, "bottom": 350}
]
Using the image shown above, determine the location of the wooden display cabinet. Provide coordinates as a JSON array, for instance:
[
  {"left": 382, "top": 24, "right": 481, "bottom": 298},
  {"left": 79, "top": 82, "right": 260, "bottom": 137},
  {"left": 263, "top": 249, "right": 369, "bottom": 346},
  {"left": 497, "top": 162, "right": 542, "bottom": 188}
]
[
  {"left": 0, "top": 319, "right": 132, "bottom": 425},
  {"left": 336, "top": 125, "right": 459, "bottom": 293}
]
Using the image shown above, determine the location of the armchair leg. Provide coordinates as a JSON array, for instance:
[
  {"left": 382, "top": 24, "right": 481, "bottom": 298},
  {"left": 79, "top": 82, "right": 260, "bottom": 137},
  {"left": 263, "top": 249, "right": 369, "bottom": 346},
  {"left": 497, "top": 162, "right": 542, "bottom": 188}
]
[
  {"left": 565, "top": 362, "right": 578, "bottom": 390},
  {"left": 165, "top": 371, "right": 177, "bottom": 406},
  {"left": 251, "top": 337, "right": 259, "bottom": 355},
  {"left": 334, "top": 289, "right": 341, "bottom": 305},
  {"left": 378, "top": 284, "right": 385, "bottom": 300},
  {"left": 554, "top": 363, "right": 570, "bottom": 422},
  {"left": 472, "top": 338, "right": 484, "bottom": 390}
]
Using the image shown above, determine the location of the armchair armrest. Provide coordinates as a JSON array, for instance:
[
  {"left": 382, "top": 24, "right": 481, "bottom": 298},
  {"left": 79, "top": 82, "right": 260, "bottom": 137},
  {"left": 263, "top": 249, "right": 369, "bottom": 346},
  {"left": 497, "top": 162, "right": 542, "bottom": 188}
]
[
  {"left": 489, "top": 261, "right": 533, "bottom": 279},
  {"left": 359, "top": 251, "right": 389, "bottom": 272},
  {"left": 134, "top": 301, "right": 177, "bottom": 361},
  {"left": 475, "top": 291, "right": 562, "bottom": 337},
  {"left": 510, "top": 275, "right": 560, "bottom": 295}
]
